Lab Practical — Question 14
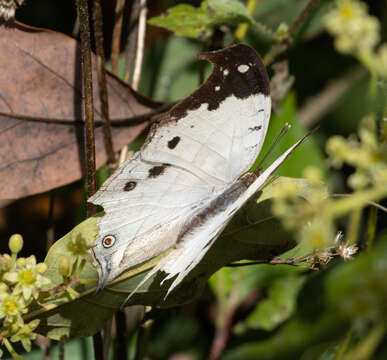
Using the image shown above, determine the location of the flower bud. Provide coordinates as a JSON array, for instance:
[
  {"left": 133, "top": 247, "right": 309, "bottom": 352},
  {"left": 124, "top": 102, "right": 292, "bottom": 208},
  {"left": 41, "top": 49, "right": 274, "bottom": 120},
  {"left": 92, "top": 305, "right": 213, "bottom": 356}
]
[
  {"left": 9, "top": 234, "right": 23, "bottom": 254},
  {"left": 36, "top": 263, "right": 47, "bottom": 274},
  {"left": 59, "top": 258, "right": 70, "bottom": 277}
]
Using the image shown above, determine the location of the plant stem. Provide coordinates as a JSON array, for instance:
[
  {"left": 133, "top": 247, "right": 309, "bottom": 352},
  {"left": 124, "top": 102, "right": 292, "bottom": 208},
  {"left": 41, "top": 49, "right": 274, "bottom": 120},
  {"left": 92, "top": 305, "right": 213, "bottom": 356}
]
[
  {"left": 263, "top": 0, "right": 321, "bottom": 65},
  {"left": 135, "top": 318, "right": 153, "bottom": 360},
  {"left": 235, "top": 0, "right": 258, "bottom": 41},
  {"left": 111, "top": 0, "right": 126, "bottom": 74},
  {"left": 347, "top": 208, "right": 362, "bottom": 246},
  {"left": 366, "top": 207, "right": 378, "bottom": 250},
  {"left": 132, "top": 0, "right": 147, "bottom": 91},
  {"left": 92, "top": 0, "right": 115, "bottom": 166},
  {"left": 124, "top": 0, "right": 141, "bottom": 83},
  {"left": 76, "top": 0, "right": 97, "bottom": 216}
]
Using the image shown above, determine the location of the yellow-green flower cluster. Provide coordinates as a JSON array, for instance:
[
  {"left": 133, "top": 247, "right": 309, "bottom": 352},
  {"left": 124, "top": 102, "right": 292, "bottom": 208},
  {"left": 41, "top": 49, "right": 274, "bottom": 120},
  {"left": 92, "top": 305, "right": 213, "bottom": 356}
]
[
  {"left": 272, "top": 115, "right": 386, "bottom": 256},
  {"left": 0, "top": 234, "right": 50, "bottom": 358},
  {"left": 327, "top": 115, "right": 387, "bottom": 190},
  {"left": 325, "top": 0, "right": 387, "bottom": 78},
  {"left": 271, "top": 168, "right": 335, "bottom": 251}
]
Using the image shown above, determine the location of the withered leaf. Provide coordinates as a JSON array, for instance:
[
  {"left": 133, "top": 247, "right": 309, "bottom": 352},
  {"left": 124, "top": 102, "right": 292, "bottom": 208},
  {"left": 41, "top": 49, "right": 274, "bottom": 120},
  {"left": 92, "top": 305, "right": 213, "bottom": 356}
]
[{"left": 0, "top": 22, "right": 162, "bottom": 200}]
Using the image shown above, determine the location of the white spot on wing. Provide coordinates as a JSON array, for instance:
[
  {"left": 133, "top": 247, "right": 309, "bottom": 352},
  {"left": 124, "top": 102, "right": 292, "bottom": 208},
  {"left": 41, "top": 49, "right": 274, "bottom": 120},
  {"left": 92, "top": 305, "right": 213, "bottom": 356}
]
[
  {"left": 215, "top": 86, "right": 220, "bottom": 91},
  {"left": 238, "top": 64, "right": 249, "bottom": 73},
  {"left": 223, "top": 69, "right": 229, "bottom": 76}
]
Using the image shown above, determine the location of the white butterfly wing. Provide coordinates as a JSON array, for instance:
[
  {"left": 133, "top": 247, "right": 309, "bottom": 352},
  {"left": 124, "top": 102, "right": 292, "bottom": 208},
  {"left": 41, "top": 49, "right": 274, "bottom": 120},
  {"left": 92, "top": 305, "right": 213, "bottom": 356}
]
[
  {"left": 89, "top": 44, "right": 272, "bottom": 291},
  {"left": 89, "top": 153, "right": 218, "bottom": 283},
  {"left": 127, "top": 137, "right": 307, "bottom": 300},
  {"left": 141, "top": 45, "right": 271, "bottom": 184}
]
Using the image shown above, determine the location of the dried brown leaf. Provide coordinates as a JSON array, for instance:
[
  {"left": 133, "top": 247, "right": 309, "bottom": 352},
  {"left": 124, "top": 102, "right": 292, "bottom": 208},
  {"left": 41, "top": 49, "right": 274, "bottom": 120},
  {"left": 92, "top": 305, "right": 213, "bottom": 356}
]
[{"left": 0, "top": 22, "right": 162, "bottom": 200}]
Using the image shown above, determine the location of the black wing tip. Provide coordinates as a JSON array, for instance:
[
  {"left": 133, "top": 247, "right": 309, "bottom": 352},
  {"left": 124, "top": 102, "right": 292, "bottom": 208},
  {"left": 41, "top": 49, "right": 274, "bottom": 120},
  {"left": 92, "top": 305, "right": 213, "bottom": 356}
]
[{"left": 199, "top": 44, "right": 270, "bottom": 97}]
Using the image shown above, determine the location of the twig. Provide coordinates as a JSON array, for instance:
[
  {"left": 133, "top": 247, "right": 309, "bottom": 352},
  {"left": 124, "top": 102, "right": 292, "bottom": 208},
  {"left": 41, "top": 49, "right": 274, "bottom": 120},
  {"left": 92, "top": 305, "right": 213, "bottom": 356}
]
[
  {"left": 225, "top": 254, "right": 313, "bottom": 268},
  {"left": 208, "top": 306, "right": 235, "bottom": 360},
  {"left": 263, "top": 0, "right": 322, "bottom": 65},
  {"left": 347, "top": 208, "right": 362, "bottom": 246},
  {"left": 234, "top": 0, "right": 258, "bottom": 41},
  {"left": 132, "top": 0, "right": 147, "bottom": 91},
  {"left": 287, "top": 0, "right": 321, "bottom": 40},
  {"left": 59, "top": 341, "right": 65, "bottom": 360},
  {"left": 366, "top": 207, "right": 378, "bottom": 250},
  {"left": 135, "top": 318, "right": 153, "bottom": 360},
  {"left": 92, "top": 332, "right": 104, "bottom": 360},
  {"left": 76, "top": 0, "right": 97, "bottom": 217},
  {"left": 299, "top": 67, "right": 366, "bottom": 127},
  {"left": 330, "top": 193, "right": 387, "bottom": 213},
  {"left": 72, "top": 12, "right": 80, "bottom": 38},
  {"left": 102, "top": 318, "right": 114, "bottom": 360},
  {"left": 111, "top": 0, "right": 126, "bottom": 74},
  {"left": 124, "top": 0, "right": 141, "bottom": 83},
  {"left": 115, "top": 310, "right": 128, "bottom": 360},
  {"left": 46, "top": 191, "right": 55, "bottom": 250},
  {"left": 92, "top": 0, "right": 116, "bottom": 165}
]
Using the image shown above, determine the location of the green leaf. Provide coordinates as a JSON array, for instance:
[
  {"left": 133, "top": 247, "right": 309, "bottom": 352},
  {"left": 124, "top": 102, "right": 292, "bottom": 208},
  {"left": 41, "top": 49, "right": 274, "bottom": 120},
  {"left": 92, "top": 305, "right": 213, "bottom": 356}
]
[
  {"left": 255, "top": 93, "right": 326, "bottom": 178},
  {"left": 142, "top": 37, "right": 204, "bottom": 102},
  {"left": 252, "top": 0, "right": 332, "bottom": 39},
  {"left": 148, "top": 4, "right": 212, "bottom": 40},
  {"left": 325, "top": 235, "right": 387, "bottom": 322},
  {"left": 245, "top": 275, "right": 305, "bottom": 331},
  {"left": 148, "top": 0, "right": 254, "bottom": 40}
]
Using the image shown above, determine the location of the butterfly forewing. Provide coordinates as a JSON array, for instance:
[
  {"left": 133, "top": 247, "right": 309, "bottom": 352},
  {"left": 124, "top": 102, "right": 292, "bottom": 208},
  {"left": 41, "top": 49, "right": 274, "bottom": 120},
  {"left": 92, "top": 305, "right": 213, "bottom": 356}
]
[{"left": 141, "top": 45, "right": 271, "bottom": 184}]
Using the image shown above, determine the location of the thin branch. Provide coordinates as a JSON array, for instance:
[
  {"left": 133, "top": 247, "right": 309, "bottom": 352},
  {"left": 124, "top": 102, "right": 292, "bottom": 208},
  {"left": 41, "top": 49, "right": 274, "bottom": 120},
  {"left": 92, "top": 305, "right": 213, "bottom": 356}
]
[
  {"left": 234, "top": 0, "right": 258, "bottom": 42},
  {"left": 76, "top": 0, "right": 97, "bottom": 216},
  {"left": 92, "top": 332, "right": 104, "bottom": 360},
  {"left": 92, "top": 0, "right": 116, "bottom": 165},
  {"left": 287, "top": 0, "right": 321, "bottom": 39},
  {"left": 111, "top": 0, "right": 126, "bottom": 74},
  {"left": 208, "top": 306, "right": 235, "bottom": 360},
  {"left": 135, "top": 318, "right": 153, "bottom": 360},
  {"left": 299, "top": 67, "right": 366, "bottom": 127},
  {"left": 263, "top": 0, "right": 322, "bottom": 65},
  {"left": 124, "top": 0, "right": 141, "bottom": 83},
  {"left": 132, "top": 0, "right": 147, "bottom": 90},
  {"left": 225, "top": 254, "right": 313, "bottom": 268},
  {"left": 59, "top": 340, "right": 65, "bottom": 360},
  {"left": 330, "top": 193, "right": 387, "bottom": 213}
]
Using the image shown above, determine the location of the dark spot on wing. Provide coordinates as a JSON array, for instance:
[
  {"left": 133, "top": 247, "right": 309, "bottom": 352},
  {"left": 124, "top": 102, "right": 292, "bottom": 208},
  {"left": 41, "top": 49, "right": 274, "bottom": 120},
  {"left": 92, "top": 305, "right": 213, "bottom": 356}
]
[
  {"left": 148, "top": 165, "right": 166, "bottom": 178},
  {"left": 168, "top": 136, "right": 180, "bottom": 149},
  {"left": 249, "top": 125, "right": 262, "bottom": 131},
  {"left": 124, "top": 181, "right": 136, "bottom": 191}
]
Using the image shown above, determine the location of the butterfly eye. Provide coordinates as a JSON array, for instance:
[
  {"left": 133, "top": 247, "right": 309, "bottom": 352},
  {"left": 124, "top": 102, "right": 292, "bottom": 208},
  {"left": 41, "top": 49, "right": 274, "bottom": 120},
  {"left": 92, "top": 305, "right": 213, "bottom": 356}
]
[{"left": 102, "top": 235, "right": 116, "bottom": 248}]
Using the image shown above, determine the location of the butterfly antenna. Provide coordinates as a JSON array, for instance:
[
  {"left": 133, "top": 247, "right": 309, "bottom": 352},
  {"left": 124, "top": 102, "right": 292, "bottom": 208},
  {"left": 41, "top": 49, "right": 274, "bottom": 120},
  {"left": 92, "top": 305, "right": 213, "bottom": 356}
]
[{"left": 256, "top": 122, "right": 291, "bottom": 170}]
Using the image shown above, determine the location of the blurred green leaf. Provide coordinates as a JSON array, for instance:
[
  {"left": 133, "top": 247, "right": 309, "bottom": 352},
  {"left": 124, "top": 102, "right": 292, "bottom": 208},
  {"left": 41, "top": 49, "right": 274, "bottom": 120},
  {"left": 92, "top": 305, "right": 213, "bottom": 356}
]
[
  {"left": 142, "top": 37, "right": 204, "bottom": 102},
  {"left": 325, "top": 235, "right": 387, "bottom": 322},
  {"left": 246, "top": 275, "right": 305, "bottom": 331},
  {"left": 148, "top": 0, "right": 254, "bottom": 40},
  {"left": 255, "top": 93, "right": 326, "bottom": 178},
  {"left": 252, "top": 0, "right": 332, "bottom": 38}
]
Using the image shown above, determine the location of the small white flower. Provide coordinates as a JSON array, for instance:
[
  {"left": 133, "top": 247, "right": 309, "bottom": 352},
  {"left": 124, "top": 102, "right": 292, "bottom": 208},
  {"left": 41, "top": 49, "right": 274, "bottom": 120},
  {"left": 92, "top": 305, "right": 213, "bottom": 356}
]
[{"left": 337, "top": 243, "right": 358, "bottom": 260}]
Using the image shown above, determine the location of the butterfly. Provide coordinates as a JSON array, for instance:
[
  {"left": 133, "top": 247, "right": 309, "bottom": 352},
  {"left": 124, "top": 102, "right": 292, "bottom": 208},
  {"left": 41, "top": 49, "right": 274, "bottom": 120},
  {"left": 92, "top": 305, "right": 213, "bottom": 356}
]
[{"left": 89, "top": 44, "right": 306, "bottom": 300}]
